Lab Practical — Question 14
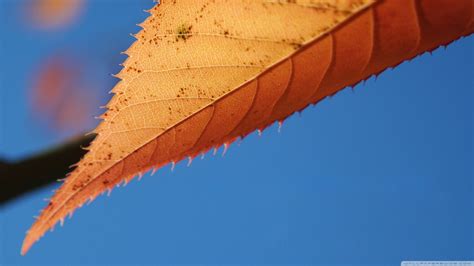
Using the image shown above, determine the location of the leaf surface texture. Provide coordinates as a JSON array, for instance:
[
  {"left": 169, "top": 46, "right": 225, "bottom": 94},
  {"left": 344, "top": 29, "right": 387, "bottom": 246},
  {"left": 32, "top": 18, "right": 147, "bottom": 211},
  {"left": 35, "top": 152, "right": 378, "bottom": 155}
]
[{"left": 22, "top": 0, "right": 474, "bottom": 254}]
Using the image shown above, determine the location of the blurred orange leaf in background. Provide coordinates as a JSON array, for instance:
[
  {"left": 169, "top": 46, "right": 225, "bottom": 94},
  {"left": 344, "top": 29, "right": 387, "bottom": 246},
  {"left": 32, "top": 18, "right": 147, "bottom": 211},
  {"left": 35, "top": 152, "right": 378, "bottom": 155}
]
[
  {"left": 25, "top": 0, "right": 85, "bottom": 30},
  {"left": 30, "top": 56, "right": 74, "bottom": 115},
  {"left": 29, "top": 55, "right": 98, "bottom": 134},
  {"left": 54, "top": 87, "right": 97, "bottom": 132}
]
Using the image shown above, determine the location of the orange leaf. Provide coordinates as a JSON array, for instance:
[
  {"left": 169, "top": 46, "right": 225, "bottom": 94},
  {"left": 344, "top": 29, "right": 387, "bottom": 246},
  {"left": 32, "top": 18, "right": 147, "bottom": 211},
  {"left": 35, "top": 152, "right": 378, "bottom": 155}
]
[
  {"left": 29, "top": 55, "right": 98, "bottom": 134},
  {"left": 25, "top": 0, "right": 85, "bottom": 30},
  {"left": 30, "top": 56, "right": 74, "bottom": 115},
  {"left": 22, "top": 0, "right": 474, "bottom": 254}
]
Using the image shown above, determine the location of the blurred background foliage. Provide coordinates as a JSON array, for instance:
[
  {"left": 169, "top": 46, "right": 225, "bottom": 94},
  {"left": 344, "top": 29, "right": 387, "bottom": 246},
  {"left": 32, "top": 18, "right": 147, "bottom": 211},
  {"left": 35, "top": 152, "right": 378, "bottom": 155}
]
[{"left": 1, "top": 0, "right": 154, "bottom": 159}]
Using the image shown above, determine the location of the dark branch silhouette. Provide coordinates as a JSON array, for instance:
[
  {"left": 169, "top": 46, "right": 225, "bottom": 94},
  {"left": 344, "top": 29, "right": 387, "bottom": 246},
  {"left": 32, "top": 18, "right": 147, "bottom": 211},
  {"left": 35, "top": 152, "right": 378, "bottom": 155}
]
[{"left": 0, "top": 134, "right": 95, "bottom": 206}]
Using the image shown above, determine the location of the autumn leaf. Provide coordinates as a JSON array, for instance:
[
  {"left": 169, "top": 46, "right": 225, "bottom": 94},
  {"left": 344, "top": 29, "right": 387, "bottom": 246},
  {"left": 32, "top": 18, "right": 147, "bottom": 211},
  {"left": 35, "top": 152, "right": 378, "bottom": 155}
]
[
  {"left": 24, "top": 0, "right": 85, "bottom": 30},
  {"left": 30, "top": 56, "right": 74, "bottom": 116},
  {"left": 22, "top": 0, "right": 474, "bottom": 254},
  {"left": 29, "top": 55, "right": 100, "bottom": 134}
]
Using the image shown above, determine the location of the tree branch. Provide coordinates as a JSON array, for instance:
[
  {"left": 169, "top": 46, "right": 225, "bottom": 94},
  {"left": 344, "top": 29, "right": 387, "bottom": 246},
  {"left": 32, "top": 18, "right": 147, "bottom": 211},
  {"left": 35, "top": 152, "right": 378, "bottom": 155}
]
[{"left": 0, "top": 134, "right": 96, "bottom": 207}]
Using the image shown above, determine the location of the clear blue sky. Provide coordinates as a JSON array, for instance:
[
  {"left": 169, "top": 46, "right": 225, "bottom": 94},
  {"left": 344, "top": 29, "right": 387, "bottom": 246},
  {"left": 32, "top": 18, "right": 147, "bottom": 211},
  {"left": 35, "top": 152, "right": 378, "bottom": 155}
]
[{"left": 1, "top": 0, "right": 473, "bottom": 265}]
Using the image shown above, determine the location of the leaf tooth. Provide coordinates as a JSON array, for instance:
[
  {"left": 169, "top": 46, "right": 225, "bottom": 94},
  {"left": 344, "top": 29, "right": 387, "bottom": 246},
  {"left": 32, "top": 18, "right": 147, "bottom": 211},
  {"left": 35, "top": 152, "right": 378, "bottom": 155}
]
[
  {"left": 277, "top": 121, "right": 283, "bottom": 133},
  {"left": 136, "top": 22, "right": 146, "bottom": 30},
  {"left": 59, "top": 217, "right": 65, "bottom": 227},
  {"left": 212, "top": 147, "right": 218, "bottom": 156},
  {"left": 95, "top": 109, "right": 111, "bottom": 121},
  {"left": 112, "top": 71, "right": 127, "bottom": 82},
  {"left": 120, "top": 50, "right": 130, "bottom": 57},
  {"left": 78, "top": 145, "right": 90, "bottom": 152},
  {"left": 68, "top": 161, "right": 81, "bottom": 169},
  {"left": 197, "top": 146, "right": 213, "bottom": 160},
  {"left": 87, "top": 195, "right": 95, "bottom": 205},
  {"left": 122, "top": 179, "right": 130, "bottom": 187},
  {"left": 129, "top": 33, "right": 138, "bottom": 40},
  {"left": 222, "top": 143, "right": 229, "bottom": 157},
  {"left": 187, "top": 156, "right": 194, "bottom": 167},
  {"left": 144, "top": 0, "right": 160, "bottom": 14},
  {"left": 170, "top": 161, "right": 176, "bottom": 172}
]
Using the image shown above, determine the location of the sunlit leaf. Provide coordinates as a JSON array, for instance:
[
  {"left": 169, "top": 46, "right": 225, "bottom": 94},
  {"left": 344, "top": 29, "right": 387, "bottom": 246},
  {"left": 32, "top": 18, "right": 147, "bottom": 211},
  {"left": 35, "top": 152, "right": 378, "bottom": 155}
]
[
  {"left": 22, "top": 0, "right": 474, "bottom": 254},
  {"left": 29, "top": 55, "right": 98, "bottom": 134},
  {"left": 25, "top": 0, "right": 85, "bottom": 30}
]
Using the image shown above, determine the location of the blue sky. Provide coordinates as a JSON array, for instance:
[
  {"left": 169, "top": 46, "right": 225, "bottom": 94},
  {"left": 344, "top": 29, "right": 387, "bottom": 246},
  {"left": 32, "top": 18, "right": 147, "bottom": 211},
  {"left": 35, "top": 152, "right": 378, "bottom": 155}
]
[{"left": 1, "top": 0, "right": 473, "bottom": 265}]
